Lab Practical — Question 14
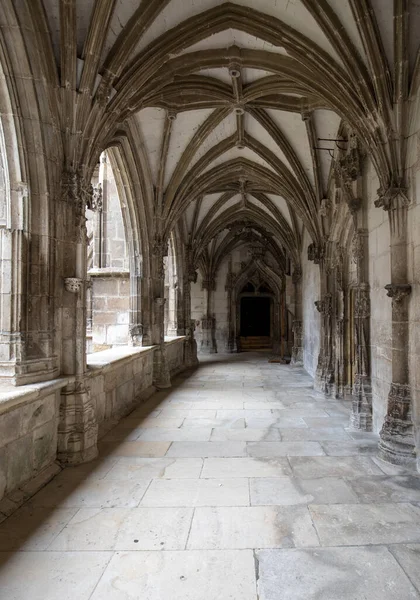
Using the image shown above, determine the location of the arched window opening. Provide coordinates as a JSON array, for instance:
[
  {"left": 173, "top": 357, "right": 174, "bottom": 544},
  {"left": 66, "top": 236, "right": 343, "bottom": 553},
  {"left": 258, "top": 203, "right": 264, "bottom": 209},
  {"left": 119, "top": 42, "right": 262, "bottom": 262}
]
[
  {"left": 164, "top": 235, "right": 178, "bottom": 337},
  {"left": 86, "top": 151, "right": 130, "bottom": 352}
]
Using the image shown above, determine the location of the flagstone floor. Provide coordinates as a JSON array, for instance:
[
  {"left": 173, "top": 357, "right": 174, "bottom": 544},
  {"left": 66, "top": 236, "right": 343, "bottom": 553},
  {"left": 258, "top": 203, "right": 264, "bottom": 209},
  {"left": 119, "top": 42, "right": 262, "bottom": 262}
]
[{"left": 1, "top": 352, "right": 420, "bottom": 599}]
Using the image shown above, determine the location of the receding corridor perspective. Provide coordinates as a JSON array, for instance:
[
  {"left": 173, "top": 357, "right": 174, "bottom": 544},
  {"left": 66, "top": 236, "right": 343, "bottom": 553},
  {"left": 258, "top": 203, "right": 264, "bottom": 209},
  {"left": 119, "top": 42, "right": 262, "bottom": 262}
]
[
  {"left": 2, "top": 0, "right": 420, "bottom": 598},
  {"left": 1, "top": 353, "right": 420, "bottom": 599}
]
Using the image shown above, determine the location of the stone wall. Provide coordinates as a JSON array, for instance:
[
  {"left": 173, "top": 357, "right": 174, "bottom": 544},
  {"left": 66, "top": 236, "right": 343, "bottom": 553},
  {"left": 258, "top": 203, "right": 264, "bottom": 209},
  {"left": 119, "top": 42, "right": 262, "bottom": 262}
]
[
  {"left": 87, "top": 346, "right": 156, "bottom": 438},
  {"left": 0, "top": 337, "right": 188, "bottom": 516},
  {"left": 0, "top": 381, "right": 63, "bottom": 518},
  {"left": 89, "top": 272, "right": 130, "bottom": 350}
]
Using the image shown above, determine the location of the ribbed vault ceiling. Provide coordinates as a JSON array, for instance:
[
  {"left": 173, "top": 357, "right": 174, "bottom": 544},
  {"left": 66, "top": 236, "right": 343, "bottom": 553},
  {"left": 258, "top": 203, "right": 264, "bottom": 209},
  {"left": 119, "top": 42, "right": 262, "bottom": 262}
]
[{"left": 38, "top": 0, "right": 420, "bottom": 275}]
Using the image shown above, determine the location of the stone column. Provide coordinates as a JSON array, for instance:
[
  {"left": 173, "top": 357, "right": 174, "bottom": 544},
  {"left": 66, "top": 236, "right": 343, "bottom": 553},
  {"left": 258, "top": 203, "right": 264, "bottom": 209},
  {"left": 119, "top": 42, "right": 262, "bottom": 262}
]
[
  {"left": 200, "top": 277, "right": 217, "bottom": 354},
  {"left": 314, "top": 292, "right": 333, "bottom": 395},
  {"left": 151, "top": 238, "right": 171, "bottom": 388},
  {"left": 350, "top": 229, "right": 373, "bottom": 430},
  {"left": 57, "top": 172, "right": 98, "bottom": 465},
  {"left": 291, "top": 266, "right": 303, "bottom": 366},
  {"left": 376, "top": 189, "right": 415, "bottom": 465},
  {"left": 183, "top": 280, "right": 198, "bottom": 368},
  {"left": 225, "top": 258, "right": 236, "bottom": 352},
  {"left": 351, "top": 284, "right": 372, "bottom": 429}
]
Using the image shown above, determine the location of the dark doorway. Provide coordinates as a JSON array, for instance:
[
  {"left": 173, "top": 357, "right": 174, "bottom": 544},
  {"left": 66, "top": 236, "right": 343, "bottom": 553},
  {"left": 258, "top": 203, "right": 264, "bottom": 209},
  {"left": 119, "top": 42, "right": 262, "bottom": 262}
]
[{"left": 240, "top": 296, "right": 271, "bottom": 336}]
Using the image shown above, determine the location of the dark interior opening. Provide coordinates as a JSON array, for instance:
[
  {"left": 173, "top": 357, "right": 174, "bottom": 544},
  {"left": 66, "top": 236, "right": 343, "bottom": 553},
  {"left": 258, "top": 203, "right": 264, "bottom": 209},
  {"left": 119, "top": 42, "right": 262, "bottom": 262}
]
[{"left": 240, "top": 296, "right": 271, "bottom": 336}]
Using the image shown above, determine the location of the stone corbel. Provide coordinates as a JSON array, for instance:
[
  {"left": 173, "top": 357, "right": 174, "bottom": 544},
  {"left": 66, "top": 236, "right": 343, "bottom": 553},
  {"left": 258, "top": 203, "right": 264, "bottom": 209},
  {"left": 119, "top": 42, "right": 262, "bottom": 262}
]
[
  {"left": 64, "top": 277, "right": 83, "bottom": 293},
  {"left": 314, "top": 300, "right": 324, "bottom": 314},
  {"left": 384, "top": 283, "right": 411, "bottom": 303}
]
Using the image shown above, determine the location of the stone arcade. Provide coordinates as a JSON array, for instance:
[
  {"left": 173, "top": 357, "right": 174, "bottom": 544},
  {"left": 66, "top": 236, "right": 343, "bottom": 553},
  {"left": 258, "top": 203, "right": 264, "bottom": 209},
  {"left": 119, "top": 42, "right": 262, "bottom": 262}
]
[{"left": 0, "top": 1, "right": 420, "bottom": 599}]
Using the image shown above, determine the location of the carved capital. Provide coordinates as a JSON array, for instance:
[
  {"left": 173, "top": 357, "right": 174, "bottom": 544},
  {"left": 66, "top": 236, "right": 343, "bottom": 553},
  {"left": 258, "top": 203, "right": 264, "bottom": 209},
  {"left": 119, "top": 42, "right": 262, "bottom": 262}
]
[
  {"left": 384, "top": 283, "right": 411, "bottom": 303},
  {"left": 374, "top": 185, "right": 409, "bottom": 211}
]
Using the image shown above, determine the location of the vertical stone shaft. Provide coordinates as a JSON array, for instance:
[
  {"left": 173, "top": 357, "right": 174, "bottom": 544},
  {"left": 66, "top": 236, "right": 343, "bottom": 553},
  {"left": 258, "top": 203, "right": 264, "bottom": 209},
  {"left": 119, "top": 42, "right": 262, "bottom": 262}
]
[
  {"left": 378, "top": 193, "right": 415, "bottom": 465},
  {"left": 291, "top": 267, "right": 303, "bottom": 366},
  {"left": 350, "top": 229, "right": 372, "bottom": 431}
]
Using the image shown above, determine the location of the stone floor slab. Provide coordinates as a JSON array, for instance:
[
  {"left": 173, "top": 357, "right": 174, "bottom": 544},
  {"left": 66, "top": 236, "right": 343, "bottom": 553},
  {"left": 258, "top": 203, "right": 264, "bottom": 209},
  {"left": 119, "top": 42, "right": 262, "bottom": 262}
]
[
  {"left": 256, "top": 546, "right": 419, "bottom": 600},
  {"left": 30, "top": 477, "right": 151, "bottom": 508},
  {"left": 389, "top": 544, "right": 420, "bottom": 594},
  {"left": 310, "top": 503, "right": 420, "bottom": 546},
  {"left": 166, "top": 441, "right": 247, "bottom": 457},
  {"left": 250, "top": 477, "right": 359, "bottom": 506},
  {"left": 349, "top": 475, "right": 420, "bottom": 503},
  {"left": 187, "top": 506, "right": 319, "bottom": 549},
  {"left": 136, "top": 427, "right": 212, "bottom": 442},
  {"left": 247, "top": 441, "right": 325, "bottom": 457},
  {"left": 89, "top": 549, "right": 257, "bottom": 600},
  {"left": 321, "top": 440, "right": 378, "bottom": 456},
  {"left": 0, "top": 506, "right": 78, "bottom": 551},
  {"left": 201, "top": 457, "right": 292, "bottom": 478},
  {"left": 280, "top": 427, "right": 351, "bottom": 442},
  {"left": 99, "top": 441, "right": 171, "bottom": 457},
  {"left": 289, "top": 456, "right": 384, "bottom": 479},
  {"left": 0, "top": 551, "right": 112, "bottom": 600},
  {"left": 210, "top": 428, "right": 282, "bottom": 442},
  {"left": 141, "top": 478, "right": 250, "bottom": 507},
  {"left": 103, "top": 457, "right": 203, "bottom": 480},
  {"left": 48, "top": 507, "right": 193, "bottom": 551}
]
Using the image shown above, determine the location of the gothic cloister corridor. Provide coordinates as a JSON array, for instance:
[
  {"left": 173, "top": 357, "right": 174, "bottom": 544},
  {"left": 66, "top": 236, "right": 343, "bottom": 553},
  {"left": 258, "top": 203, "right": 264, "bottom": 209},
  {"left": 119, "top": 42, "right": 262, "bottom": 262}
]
[{"left": 0, "top": 353, "right": 419, "bottom": 600}]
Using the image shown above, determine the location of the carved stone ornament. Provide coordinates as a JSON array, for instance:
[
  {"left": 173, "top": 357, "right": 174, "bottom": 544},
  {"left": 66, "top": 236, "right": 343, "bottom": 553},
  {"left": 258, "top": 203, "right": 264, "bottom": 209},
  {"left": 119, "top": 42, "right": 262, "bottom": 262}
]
[
  {"left": 354, "top": 288, "right": 370, "bottom": 318},
  {"left": 319, "top": 198, "right": 331, "bottom": 217},
  {"left": 378, "top": 383, "right": 415, "bottom": 466},
  {"left": 129, "top": 324, "right": 143, "bottom": 338},
  {"left": 292, "top": 266, "right": 302, "bottom": 284},
  {"left": 64, "top": 277, "right": 83, "bottom": 293},
  {"left": 351, "top": 232, "right": 364, "bottom": 263},
  {"left": 384, "top": 283, "right": 412, "bottom": 303},
  {"left": 324, "top": 293, "right": 333, "bottom": 316},
  {"left": 89, "top": 183, "right": 103, "bottom": 212},
  {"left": 314, "top": 300, "right": 324, "bottom": 313},
  {"left": 374, "top": 185, "right": 409, "bottom": 211}
]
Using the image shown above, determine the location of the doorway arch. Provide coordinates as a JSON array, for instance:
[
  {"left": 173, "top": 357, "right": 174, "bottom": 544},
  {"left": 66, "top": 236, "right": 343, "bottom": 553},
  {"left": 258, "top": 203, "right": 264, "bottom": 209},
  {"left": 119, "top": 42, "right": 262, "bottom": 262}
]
[{"left": 231, "top": 258, "right": 285, "bottom": 354}]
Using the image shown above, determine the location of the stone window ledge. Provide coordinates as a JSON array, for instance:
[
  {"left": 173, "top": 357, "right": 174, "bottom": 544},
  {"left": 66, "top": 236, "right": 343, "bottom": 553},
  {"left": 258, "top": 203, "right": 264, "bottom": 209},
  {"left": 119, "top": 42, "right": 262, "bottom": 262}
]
[
  {"left": 0, "top": 377, "right": 71, "bottom": 416},
  {"left": 164, "top": 335, "right": 186, "bottom": 345},
  {"left": 0, "top": 337, "right": 186, "bottom": 414},
  {"left": 88, "top": 268, "right": 129, "bottom": 278},
  {"left": 86, "top": 344, "right": 156, "bottom": 372}
]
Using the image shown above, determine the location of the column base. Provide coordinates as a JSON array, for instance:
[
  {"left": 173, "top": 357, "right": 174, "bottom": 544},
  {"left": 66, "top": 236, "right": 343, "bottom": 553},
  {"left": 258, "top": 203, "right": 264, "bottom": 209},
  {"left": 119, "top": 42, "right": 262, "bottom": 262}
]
[
  {"left": 57, "top": 381, "right": 98, "bottom": 466},
  {"left": 350, "top": 376, "right": 373, "bottom": 431},
  {"left": 200, "top": 329, "right": 217, "bottom": 354},
  {"left": 378, "top": 383, "right": 416, "bottom": 466},
  {"left": 290, "top": 346, "right": 303, "bottom": 367}
]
